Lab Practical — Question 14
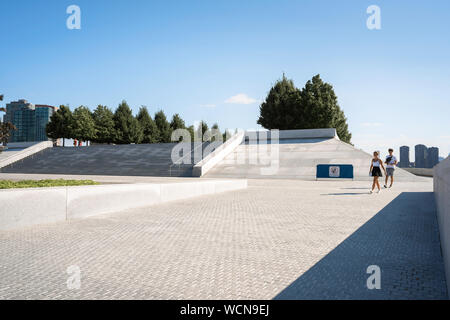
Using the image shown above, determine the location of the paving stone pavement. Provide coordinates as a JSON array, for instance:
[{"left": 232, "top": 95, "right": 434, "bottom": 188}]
[{"left": 0, "top": 179, "right": 447, "bottom": 299}]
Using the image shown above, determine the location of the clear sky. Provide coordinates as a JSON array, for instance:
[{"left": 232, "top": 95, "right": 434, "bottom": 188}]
[{"left": 1, "top": 0, "right": 449, "bottom": 159}]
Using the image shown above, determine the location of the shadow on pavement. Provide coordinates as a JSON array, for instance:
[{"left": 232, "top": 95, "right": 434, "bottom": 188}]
[
  {"left": 322, "top": 192, "right": 369, "bottom": 196},
  {"left": 274, "top": 192, "right": 448, "bottom": 300}
]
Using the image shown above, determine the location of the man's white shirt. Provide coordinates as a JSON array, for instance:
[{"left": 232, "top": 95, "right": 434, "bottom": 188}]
[{"left": 386, "top": 155, "right": 397, "bottom": 169}]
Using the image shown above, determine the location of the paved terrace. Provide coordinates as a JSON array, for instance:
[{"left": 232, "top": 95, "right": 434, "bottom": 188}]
[{"left": 0, "top": 178, "right": 447, "bottom": 299}]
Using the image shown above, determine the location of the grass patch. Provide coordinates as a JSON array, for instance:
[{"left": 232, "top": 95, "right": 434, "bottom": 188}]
[{"left": 0, "top": 179, "right": 99, "bottom": 189}]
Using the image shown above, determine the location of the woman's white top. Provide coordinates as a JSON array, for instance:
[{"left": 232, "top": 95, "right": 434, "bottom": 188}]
[{"left": 372, "top": 159, "right": 381, "bottom": 167}]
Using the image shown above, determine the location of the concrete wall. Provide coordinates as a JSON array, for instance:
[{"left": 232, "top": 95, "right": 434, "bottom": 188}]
[
  {"left": 434, "top": 157, "right": 450, "bottom": 294},
  {"left": 0, "top": 188, "right": 67, "bottom": 230},
  {"left": 5, "top": 141, "right": 46, "bottom": 149},
  {"left": 0, "top": 141, "right": 52, "bottom": 169},
  {"left": 0, "top": 179, "right": 248, "bottom": 231},
  {"left": 245, "top": 128, "right": 338, "bottom": 141},
  {"left": 403, "top": 167, "right": 434, "bottom": 177},
  {"left": 193, "top": 132, "right": 245, "bottom": 177}
]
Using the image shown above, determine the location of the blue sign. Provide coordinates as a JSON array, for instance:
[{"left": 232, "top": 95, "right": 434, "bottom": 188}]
[{"left": 316, "top": 164, "right": 354, "bottom": 179}]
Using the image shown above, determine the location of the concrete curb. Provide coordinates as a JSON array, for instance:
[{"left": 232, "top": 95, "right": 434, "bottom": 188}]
[
  {"left": 404, "top": 167, "right": 434, "bottom": 177},
  {"left": 0, "top": 179, "right": 248, "bottom": 231}
]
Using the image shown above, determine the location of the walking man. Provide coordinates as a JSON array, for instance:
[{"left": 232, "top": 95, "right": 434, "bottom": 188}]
[{"left": 384, "top": 148, "right": 398, "bottom": 188}]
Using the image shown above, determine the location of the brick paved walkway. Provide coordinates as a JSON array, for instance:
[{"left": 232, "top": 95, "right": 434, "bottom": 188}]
[{"left": 0, "top": 179, "right": 447, "bottom": 299}]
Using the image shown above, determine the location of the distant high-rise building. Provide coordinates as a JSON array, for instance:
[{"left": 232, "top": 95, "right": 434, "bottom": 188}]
[
  {"left": 426, "top": 147, "right": 439, "bottom": 168},
  {"left": 4, "top": 100, "right": 56, "bottom": 143},
  {"left": 399, "top": 146, "right": 410, "bottom": 168},
  {"left": 35, "top": 105, "right": 56, "bottom": 141},
  {"left": 415, "top": 144, "right": 427, "bottom": 168}
]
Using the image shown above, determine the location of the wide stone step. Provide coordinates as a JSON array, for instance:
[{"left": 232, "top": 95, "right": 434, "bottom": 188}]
[{"left": 1, "top": 142, "right": 212, "bottom": 177}]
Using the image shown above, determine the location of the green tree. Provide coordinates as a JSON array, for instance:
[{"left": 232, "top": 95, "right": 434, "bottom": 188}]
[
  {"left": 92, "top": 105, "right": 115, "bottom": 144},
  {"left": 137, "top": 106, "right": 159, "bottom": 144},
  {"left": 170, "top": 114, "right": 185, "bottom": 131},
  {"left": 0, "top": 122, "right": 17, "bottom": 146},
  {"left": 46, "top": 105, "right": 74, "bottom": 147},
  {"left": 196, "top": 120, "right": 210, "bottom": 141},
  {"left": 222, "top": 129, "right": 233, "bottom": 142},
  {"left": 298, "top": 75, "right": 352, "bottom": 143},
  {"left": 210, "top": 123, "right": 222, "bottom": 142},
  {"left": 72, "top": 106, "right": 96, "bottom": 142},
  {"left": 186, "top": 125, "right": 195, "bottom": 142},
  {"left": 113, "top": 101, "right": 143, "bottom": 144},
  {"left": 257, "top": 74, "right": 352, "bottom": 143},
  {"left": 154, "top": 110, "right": 171, "bottom": 143},
  {"left": 257, "top": 74, "right": 301, "bottom": 130},
  {"left": 169, "top": 114, "right": 186, "bottom": 142}
]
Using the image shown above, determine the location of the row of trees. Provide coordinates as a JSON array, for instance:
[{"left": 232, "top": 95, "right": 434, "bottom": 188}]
[
  {"left": 0, "top": 94, "right": 17, "bottom": 146},
  {"left": 258, "top": 74, "right": 352, "bottom": 143},
  {"left": 46, "top": 101, "right": 226, "bottom": 146}
]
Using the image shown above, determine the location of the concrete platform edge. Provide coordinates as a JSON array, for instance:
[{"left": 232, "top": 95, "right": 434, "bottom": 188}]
[{"left": 0, "top": 179, "right": 248, "bottom": 231}]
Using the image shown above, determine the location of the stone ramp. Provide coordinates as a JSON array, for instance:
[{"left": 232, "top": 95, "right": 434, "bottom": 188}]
[
  {"left": 0, "top": 141, "right": 53, "bottom": 169},
  {"left": 0, "top": 143, "right": 208, "bottom": 177},
  {"left": 205, "top": 137, "right": 420, "bottom": 181},
  {"left": 0, "top": 149, "right": 23, "bottom": 162}
]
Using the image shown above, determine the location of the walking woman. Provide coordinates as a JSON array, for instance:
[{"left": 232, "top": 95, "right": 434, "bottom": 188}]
[{"left": 369, "top": 151, "right": 387, "bottom": 194}]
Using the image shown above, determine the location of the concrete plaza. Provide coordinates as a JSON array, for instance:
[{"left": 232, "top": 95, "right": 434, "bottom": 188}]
[{"left": 0, "top": 178, "right": 447, "bottom": 299}]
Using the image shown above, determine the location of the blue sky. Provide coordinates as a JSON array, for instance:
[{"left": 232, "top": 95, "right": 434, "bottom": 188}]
[{"left": 1, "top": 0, "right": 449, "bottom": 159}]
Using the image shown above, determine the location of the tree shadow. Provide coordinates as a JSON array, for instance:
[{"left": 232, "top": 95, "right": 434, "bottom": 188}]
[{"left": 274, "top": 192, "right": 448, "bottom": 300}]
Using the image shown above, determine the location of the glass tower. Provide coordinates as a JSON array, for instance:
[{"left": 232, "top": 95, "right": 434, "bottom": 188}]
[{"left": 4, "top": 100, "right": 56, "bottom": 143}]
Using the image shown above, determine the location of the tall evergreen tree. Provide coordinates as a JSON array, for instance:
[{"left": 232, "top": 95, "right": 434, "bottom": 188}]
[
  {"left": 257, "top": 74, "right": 301, "bottom": 130},
  {"left": 257, "top": 74, "right": 352, "bottom": 143},
  {"left": 92, "top": 105, "right": 115, "bottom": 144},
  {"left": 154, "top": 110, "right": 171, "bottom": 143},
  {"left": 169, "top": 114, "right": 186, "bottom": 143},
  {"left": 222, "top": 129, "right": 233, "bottom": 142},
  {"left": 113, "top": 101, "right": 143, "bottom": 144},
  {"left": 72, "top": 106, "right": 96, "bottom": 142},
  {"left": 298, "top": 75, "right": 352, "bottom": 143},
  {"left": 170, "top": 114, "right": 185, "bottom": 131},
  {"left": 137, "top": 106, "right": 159, "bottom": 143},
  {"left": 187, "top": 125, "right": 195, "bottom": 142},
  {"left": 197, "top": 121, "right": 210, "bottom": 141},
  {"left": 210, "top": 123, "right": 222, "bottom": 142},
  {"left": 46, "top": 105, "right": 73, "bottom": 147}
]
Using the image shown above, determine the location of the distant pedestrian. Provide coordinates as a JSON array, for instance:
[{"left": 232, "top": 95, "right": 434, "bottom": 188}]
[
  {"left": 369, "top": 151, "right": 386, "bottom": 194},
  {"left": 384, "top": 148, "right": 398, "bottom": 188}
]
